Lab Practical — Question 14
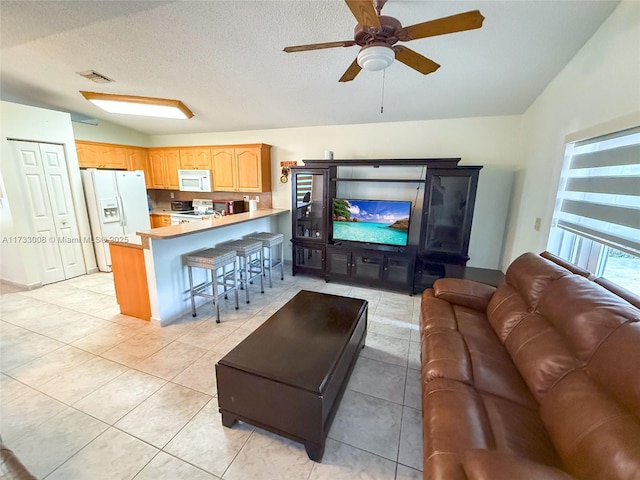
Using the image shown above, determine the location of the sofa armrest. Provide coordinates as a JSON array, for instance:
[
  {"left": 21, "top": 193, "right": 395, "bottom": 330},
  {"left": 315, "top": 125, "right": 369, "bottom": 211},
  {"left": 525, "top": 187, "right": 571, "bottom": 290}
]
[
  {"left": 433, "top": 279, "right": 496, "bottom": 312},
  {"left": 462, "top": 450, "right": 575, "bottom": 480}
]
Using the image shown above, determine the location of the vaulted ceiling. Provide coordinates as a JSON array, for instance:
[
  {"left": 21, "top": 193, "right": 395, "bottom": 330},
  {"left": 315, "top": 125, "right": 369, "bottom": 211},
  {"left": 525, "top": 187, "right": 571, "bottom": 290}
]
[{"left": 0, "top": 1, "right": 619, "bottom": 135}]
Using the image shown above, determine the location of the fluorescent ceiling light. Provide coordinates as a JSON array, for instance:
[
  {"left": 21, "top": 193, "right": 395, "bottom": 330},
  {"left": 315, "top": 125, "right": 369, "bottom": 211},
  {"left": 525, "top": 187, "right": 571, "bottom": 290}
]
[{"left": 80, "top": 91, "right": 194, "bottom": 119}]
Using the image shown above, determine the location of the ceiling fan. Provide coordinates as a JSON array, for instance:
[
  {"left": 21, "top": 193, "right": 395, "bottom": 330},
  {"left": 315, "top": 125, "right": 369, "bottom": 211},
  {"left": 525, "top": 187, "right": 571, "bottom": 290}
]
[{"left": 283, "top": 0, "right": 484, "bottom": 82}]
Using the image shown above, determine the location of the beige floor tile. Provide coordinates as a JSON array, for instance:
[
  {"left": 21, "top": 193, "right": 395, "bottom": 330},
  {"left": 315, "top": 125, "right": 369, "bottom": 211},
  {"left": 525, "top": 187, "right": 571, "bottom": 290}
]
[
  {"left": 134, "top": 340, "right": 206, "bottom": 380},
  {"left": 10, "top": 406, "right": 108, "bottom": 478},
  {"left": 308, "top": 439, "right": 397, "bottom": 480},
  {"left": 164, "top": 398, "right": 253, "bottom": 477},
  {"left": 71, "top": 321, "right": 139, "bottom": 354},
  {"left": 361, "top": 331, "right": 409, "bottom": 367},
  {"left": 0, "top": 373, "right": 33, "bottom": 404},
  {"left": 176, "top": 325, "right": 233, "bottom": 350},
  {"left": 46, "top": 427, "right": 158, "bottom": 480},
  {"left": 0, "top": 323, "right": 65, "bottom": 371},
  {"left": 0, "top": 293, "right": 47, "bottom": 314},
  {"left": 348, "top": 356, "right": 407, "bottom": 404},
  {"left": 74, "top": 369, "right": 166, "bottom": 424},
  {"left": 369, "top": 316, "right": 415, "bottom": 341},
  {"left": 395, "top": 464, "right": 423, "bottom": 479},
  {"left": 6, "top": 344, "right": 95, "bottom": 388},
  {"left": 223, "top": 428, "right": 314, "bottom": 480},
  {"left": 328, "top": 389, "right": 402, "bottom": 461},
  {"left": 40, "top": 312, "right": 112, "bottom": 344},
  {"left": 403, "top": 368, "right": 421, "bottom": 409},
  {"left": 101, "top": 331, "right": 172, "bottom": 366},
  {"left": 0, "top": 387, "right": 66, "bottom": 444},
  {"left": 38, "top": 356, "right": 129, "bottom": 404},
  {"left": 172, "top": 350, "right": 225, "bottom": 395},
  {"left": 398, "top": 406, "right": 423, "bottom": 471},
  {"left": 115, "top": 382, "right": 210, "bottom": 448},
  {"left": 134, "top": 452, "right": 221, "bottom": 480},
  {"left": 408, "top": 341, "right": 421, "bottom": 370}
]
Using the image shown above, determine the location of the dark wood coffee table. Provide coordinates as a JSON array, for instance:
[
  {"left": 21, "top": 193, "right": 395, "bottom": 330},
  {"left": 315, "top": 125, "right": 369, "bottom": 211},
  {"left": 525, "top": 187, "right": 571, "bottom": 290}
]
[{"left": 215, "top": 289, "right": 368, "bottom": 461}]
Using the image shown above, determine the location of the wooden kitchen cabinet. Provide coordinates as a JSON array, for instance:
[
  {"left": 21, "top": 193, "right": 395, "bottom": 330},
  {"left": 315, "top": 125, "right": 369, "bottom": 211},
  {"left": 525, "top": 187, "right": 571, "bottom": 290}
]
[
  {"left": 211, "top": 144, "right": 271, "bottom": 192},
  {"left": 76, "top": 141, "right": 127, "bottom": 169},
  {"left": 126, "top": 148, "right": 151, "bottom": 188},
  {"left": 148, "top": 149, "right": 180, "bottom": 189},
  {"left": 150, "top": 214, "right": 171, "bottom": 228},
  {"left": 180, "top": 147, "right": 211, "bottom": 170}
]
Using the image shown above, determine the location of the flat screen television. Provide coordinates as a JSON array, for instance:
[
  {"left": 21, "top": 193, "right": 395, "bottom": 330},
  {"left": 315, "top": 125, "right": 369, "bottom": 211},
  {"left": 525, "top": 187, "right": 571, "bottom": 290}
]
[{"left": 333, "top": 198, "right": 412, "bottom": 247}]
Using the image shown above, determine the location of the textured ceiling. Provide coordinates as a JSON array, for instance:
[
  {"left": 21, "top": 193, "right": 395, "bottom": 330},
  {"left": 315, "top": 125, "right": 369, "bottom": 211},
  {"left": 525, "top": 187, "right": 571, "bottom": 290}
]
[{"left": 0, "top": 0, "right": 619, "bottom": 135}]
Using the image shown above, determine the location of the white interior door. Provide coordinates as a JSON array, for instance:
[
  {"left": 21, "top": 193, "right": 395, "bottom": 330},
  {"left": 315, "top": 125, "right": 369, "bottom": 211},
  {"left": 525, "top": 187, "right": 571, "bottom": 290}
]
[{"left": 11, "top": 141, "right": 86, "bottom": 284}]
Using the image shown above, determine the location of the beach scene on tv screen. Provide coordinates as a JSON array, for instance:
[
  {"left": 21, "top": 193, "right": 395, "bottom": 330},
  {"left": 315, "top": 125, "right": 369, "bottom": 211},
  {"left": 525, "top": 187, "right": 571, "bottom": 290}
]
[{"left": 333, "top": 199, "right": 411, "bottom": 246}]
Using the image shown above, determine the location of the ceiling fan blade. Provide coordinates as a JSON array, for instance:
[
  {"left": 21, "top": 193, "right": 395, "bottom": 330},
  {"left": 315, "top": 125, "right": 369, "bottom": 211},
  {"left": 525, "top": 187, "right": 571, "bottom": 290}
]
[
  {"left": 394, "top": 46, "right": 440, "bottom": 75},
  {"left": 345, "top": 0, "right": 380, "bottom": 28},
  {"left": 339, "top": 58, "right": 362, "bottom": 82},
  {"left": 397, "top": 10, "right": 484, "bottom": 41},
  {"left": 284, "top": 40, "right": 356, "bottom": 53}
]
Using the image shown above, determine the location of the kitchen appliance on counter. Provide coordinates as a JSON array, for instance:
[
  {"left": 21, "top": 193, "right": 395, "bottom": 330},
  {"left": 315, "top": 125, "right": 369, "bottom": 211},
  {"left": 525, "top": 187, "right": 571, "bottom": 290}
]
[
  {"left": 171, "top": 200, "right": 193, "bottom": 211},
  {"left": 82, "top": 169, "right": 151, "bottom": 272},
  {"left": 178, "top": 169, "right": 212, "bottom": 192},
  {"left": 213, "top": 200, "right": 246, "bottom": 216},
  {"left": 170, "top": 198, "right": 221, "bottom": 225}
]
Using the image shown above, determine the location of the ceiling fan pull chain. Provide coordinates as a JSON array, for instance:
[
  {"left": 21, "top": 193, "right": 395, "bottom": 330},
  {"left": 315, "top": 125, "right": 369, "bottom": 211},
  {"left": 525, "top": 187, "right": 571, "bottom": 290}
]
[{"left": 380, "top": 69, "right": 386, "bottom": 114}]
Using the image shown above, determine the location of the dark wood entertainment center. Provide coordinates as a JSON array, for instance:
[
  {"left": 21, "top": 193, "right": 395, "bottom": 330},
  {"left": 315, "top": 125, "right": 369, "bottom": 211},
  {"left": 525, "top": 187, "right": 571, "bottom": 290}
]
[{"left": 290, "top": 158, "right": 487, "bottom": 293}]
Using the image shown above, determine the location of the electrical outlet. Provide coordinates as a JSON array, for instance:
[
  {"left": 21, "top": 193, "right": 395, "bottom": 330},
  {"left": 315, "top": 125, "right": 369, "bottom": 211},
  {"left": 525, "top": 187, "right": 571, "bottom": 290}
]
[
  {"left": 170, "top": 192, "right": 175, "bottom": 199},
  {"left": 534, "top": 217, "right": 541, "bottom": 231}
]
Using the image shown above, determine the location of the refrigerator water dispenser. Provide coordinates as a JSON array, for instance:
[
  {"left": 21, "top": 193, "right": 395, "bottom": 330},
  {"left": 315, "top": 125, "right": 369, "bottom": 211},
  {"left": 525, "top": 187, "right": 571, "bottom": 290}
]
[{"left": 100, "top": 198, "right": 120, "bottom": 223}]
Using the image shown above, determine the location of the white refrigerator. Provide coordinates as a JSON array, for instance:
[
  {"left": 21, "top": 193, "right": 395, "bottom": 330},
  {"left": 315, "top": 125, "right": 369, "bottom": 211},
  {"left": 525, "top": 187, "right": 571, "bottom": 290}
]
[{"left": 82, "top": 169, "right": 151, "bottom": 272}]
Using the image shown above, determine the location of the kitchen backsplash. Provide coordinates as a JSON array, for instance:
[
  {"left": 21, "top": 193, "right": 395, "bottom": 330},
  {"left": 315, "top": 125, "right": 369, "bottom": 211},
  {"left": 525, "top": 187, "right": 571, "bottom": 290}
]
[{"left": 148, "top": 189, "right": 272, "bottom": 210}]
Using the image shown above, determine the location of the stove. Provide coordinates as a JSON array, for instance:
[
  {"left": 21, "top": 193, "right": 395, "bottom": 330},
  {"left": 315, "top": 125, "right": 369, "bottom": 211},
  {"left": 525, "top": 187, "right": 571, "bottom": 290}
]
[{"left": 170, "top": 199, "right": 221, "bottom": 225}]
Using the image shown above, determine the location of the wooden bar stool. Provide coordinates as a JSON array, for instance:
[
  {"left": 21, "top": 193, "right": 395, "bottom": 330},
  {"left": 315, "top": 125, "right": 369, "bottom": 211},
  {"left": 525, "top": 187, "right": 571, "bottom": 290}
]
[
  {"left": 185, "top": 248, "right": 239, "bottom": 323},
  {"left": 217, "top": 239, "right": 264, "bottom": 304},
  {"left": 244, "top": 232, "right": 284, "bottom": 288}
]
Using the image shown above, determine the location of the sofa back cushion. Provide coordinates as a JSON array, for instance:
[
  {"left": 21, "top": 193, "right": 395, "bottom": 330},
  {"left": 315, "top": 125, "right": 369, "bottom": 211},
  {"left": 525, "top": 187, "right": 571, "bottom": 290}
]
[
  {"left": 537, "top": 275, "right": 639, "bottom": 362},
  {"left": 486, "top": 283, "right": 531, "bottom": 342},
  {"left": 505, "top": 253, "right": 570, "bottom": 310}
]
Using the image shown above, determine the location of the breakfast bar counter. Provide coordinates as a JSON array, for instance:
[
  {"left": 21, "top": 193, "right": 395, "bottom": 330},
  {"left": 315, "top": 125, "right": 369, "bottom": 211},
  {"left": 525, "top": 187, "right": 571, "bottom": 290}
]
[{"left": 136, "top": 209, "right": 288, "bottom": 326}]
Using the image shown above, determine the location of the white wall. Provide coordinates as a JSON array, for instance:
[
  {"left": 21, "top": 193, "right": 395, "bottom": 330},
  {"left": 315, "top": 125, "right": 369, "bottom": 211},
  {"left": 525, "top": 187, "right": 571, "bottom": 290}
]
[
  {"left": 0, "top": 101, "right": 97, "bottom": 287},
  {"left": 503, "top": 1, "right": 640, "bottom": 266},
  {"left": 148, "top": 115, "right": 521, "bottom": 269},
  {"left": 72, "top": 118, "right": 151, "bottom": 146}
]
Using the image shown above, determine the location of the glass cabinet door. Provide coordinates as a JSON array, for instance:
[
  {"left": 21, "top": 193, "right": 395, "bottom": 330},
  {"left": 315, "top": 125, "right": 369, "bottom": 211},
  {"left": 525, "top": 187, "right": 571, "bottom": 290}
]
[
  {"left": 421, "top": 170, "right": 478, "bottom": 258},
  {"left": 292, "top": 243, "right": 324, "bottom": 274},
  {"left": 293, "top": 171, "right": 326, "bottom": 241}
]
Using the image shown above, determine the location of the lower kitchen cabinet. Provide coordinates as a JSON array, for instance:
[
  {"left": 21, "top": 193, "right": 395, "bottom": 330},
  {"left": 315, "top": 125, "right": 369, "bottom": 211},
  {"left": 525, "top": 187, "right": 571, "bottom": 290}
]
[
  {"left": 150, "top": 214, "right": 171, "bottom": 228},
  {"left": 325, "top": 244, "right": 416, "bottom": 292}
]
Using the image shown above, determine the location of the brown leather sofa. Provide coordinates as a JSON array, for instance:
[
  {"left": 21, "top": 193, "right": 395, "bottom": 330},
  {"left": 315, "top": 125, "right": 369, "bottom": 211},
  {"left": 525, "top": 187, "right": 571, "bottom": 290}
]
[{"left": 419, "top": 252, "right": 640, "bottom": 480}]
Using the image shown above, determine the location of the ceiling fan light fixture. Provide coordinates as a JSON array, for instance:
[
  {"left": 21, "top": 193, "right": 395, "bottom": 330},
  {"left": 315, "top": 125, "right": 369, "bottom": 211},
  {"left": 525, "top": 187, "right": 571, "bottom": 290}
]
[
  {"left": 357, "top": 45, "right": 394, "bottom": 71},
  {"left": 80, "top": 91, "right": 194, "bottom": 119}
]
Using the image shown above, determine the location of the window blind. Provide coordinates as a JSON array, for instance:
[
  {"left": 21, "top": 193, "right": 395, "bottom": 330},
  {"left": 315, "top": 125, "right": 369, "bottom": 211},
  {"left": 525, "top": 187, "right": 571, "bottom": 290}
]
[{"left": 556, "top": 126, "right": 640, "bottom": 255}]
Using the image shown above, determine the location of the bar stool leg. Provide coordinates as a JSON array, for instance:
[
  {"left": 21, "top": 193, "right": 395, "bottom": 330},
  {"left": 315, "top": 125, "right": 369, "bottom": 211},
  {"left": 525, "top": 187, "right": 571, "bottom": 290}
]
[
  {"left": 266, "top": 245, "right": 273, "bottom": 288},
  {"left": 188, "top": 265, "right": 197, "bottom": 317},
  {"left": 279, "top": 240, "right": 284, "bottom": 280},
  {"left": 258, "top": 249, "right": 265, "bottom": 293},
  {"left": 232, "top": 263, "right": 239, "bottom": 310},
  {"left": 243, "top": 255, "right": 251, "bottom": 304},
  {"left": 211, "top": 267, "right": 221, "bottom": 323}
]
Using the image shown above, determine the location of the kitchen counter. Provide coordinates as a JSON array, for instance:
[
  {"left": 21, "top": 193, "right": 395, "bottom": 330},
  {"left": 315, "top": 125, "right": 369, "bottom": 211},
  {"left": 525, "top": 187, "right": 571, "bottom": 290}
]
[
  {"left": 138, "top": 208, "right": 289, "bottom": 326},
  {"left": 106, "top": 233, "right": 143, "bottom": 249},
  {"left": 138, "top": 208, "right": 288, "bottom": 241}
]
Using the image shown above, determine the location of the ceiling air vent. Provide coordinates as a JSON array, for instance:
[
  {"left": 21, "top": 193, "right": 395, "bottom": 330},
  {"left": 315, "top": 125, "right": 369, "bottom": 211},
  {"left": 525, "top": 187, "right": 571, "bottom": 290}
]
[{"left": 77, "top": 70, "right": 114, "bottom": 83}]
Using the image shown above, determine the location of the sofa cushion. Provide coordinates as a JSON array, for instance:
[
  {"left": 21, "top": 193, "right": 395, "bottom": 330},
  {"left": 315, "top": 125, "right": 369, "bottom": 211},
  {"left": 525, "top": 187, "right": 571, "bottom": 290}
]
[
  {"left": 537, "top": 275, "right": 639, "bottom": 362},
  {"left": 588, "top": 322, "right": 640, "bottom": 415},
  {"left": 433, "top": 278, "right": 496, "bottom": 312},
  {"left": 486, "top": 283, "right": 531, "bottom": 342},
  {"left": 423, "top": 378, "right": 495, "bottom": 480},
  {"left": 505, "top": 253, "right": 570, "bottom": 309},
  {"left": 462, "top": 450, "right": 575, "bottom": 480},
  {"left": 540, "top": 369, "right": 640, "bottom": 480},
  {"left": 504, "top": 312, "right": 581, "bottom": 403}
]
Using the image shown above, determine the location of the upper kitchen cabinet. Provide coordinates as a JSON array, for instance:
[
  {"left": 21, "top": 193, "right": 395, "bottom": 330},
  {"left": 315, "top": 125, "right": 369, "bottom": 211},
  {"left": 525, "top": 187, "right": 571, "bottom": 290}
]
[
  {"left": 76, "top": 141, "right": 127, "bottom": 169},
  {"left": 148, "top": 148, "right": 180, "bottom": 190},
  {"left": 211, "top": 144, "right": 271, "bottom": 192},
  {"left": 125, "top": 148, "right": 151, "bottom": 188},
  {"left": 180, "top": 148, "right": 211, "bottom": 170}
]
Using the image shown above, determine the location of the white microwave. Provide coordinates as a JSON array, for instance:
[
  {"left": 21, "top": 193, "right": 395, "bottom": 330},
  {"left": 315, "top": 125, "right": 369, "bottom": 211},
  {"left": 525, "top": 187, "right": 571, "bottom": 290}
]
[{"left": 178, "top": 169, "right": 212, "bottom": 192}]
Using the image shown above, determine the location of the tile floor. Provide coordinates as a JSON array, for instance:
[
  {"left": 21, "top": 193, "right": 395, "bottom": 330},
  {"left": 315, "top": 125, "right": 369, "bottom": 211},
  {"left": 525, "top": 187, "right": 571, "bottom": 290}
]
[{"left": 0, "top": 268, "right": 423, "bottom": 479}]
